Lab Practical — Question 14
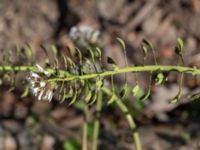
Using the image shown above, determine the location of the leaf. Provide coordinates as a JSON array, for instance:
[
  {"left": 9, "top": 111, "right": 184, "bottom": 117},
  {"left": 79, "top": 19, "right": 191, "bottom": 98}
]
[
  {"left": 21, "top": 84, "right": 29, "bottom": 98},
  {"left": 188, "top": 92, "right": 200, "bottom": 101},
  {"left": 175, "top": 38, "right": 184, "bottom": 56},
  {"left": 76, "top": 48, "right": 83, "bottom": 64},
  {"left": 116, "top": 37, "right": 126, "bottom": 50},
  {"left": 63, "top": 139, "right": 80, "bottom": 150},
  {"left": 107, "top": 57, "right": 119, "bottom": 70},
  {"left": 107, "top": 94, "right": 116, "bottom": 105},
  {"left": 177, "top": 38, "right": 184, "bottom": 53},
  {"left": 40, "top": 44, "right": 48, "bottom": 56},
  {"left": 140, "top": 87, "right": 151, "bottom": 101},
  {"left": 132, "top": 84, "right": 140, "bottom": 97},
  {"left": 16, "top": 45, "right": 21, "bottom": 56},
  {"left": 107, "top": 57, "right": 116, "bottom": 65},
  {"left": 73, "top": 101, "right": 85, "bottom": 110},
  {"left": 155, "top": 73, "right": 165, "bottom": 85},
  {"left": 8, "top": 86, "right": 15, "bottom": 93},
  {"left": 119, "top": 83, "right": 128, "bottom": 98},
  {"left": 85, "top": 85, "right": 92, "bottom": 103},
  {"left": 62, "top": 53, "right": 67, "bottom": 68},
  {"left": 0, "top": 79, "right": 2, "bottom": 86},
  {"left": 95, "top": 47, "right": 102, "bottom": 59},
  {"left": 68, "top": 90, "right": 77, "bottom": 106},
  {"left": 25, "top": 43, "right": 33, "bottom": 59},
  {"left": 51, "top": 45, "right": 58, "bottom": 57},
  {"left": 141, "top": 45, "right": 148, "bottom": 56},
  {"left": 60, "top": 90, "right": 66, "bottom": 103},
  {"left": 88, "top": 88, "right": 98, "bottom": 105},
  {"left": 170, "top": 91, "right": 181, "bottom": 104},
  {"left": 87, "top": 48, "right": 95, "bottom": 62},
  {"left": 67, "top": 57, "right": 74, "bottom": 68},
  {"left": 61, "top": 86, "right": 74, "bottom": 103},
  {"left": 96, "top": 80, "right": 103, "bottom": 90},
  {"left": 143, "top": 39, "right": 153, "bottom": 50}
]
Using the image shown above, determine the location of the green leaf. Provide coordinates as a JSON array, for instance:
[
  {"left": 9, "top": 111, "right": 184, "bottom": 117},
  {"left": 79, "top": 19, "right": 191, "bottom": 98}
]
[
  {"left": 119, "top": 83, "right": 129, "bottom": 98},
  {"left": 63, "top": 139, "right": 80, "bottom": 150},
  {"left": 143, "top": 39, "right": 153, "bottom": 50},
  {"left": 116, "top": 37, "right": 126, "bottom": 50},
  {"left": 188, "top": 92, "right": 200, "bottom": 101},
  {"left": 96, "top": 80, "right": 103, "bottom": 90},
  {"left": 67, "top": 57, "right": 74, "bottom": 68},
  {"left": 170, "top": 91, "right": 181, "bottom": 104},
  {"left": 175, "top": 38, "right": 184, "bottom": 56},
  {"left": 95, "top": 47, "right": 102, "bottom": 59},
  {"left": 142, "top": 45, "right": 148, "bottom": 56},
  {"left": 62, "top": 53, "right": 68, "bottom": 68},
  {"left": 25, "top": 43, "right": 33, "bottom": 59},
  {"left": 21, "top": 84, "right": 29, "bottom": 98},
  {"left": 51, "top": 45, "right": 58, "bottom": 57},
  {"left": 88, "top": 89, "right": 98, "bottom": 105},
  {"left": 107, "top": 57, "right": 119, "bottom": 70},
  {"left": 87, "top": 48, "right": 95, "bottom": 62},
  {"left": 76, "top": 48, "right": 83, "bottom": 64},
  {"left": 8, "top": 86, "right": 15, "bottom": 93},
  {"left": 155, "top": 73, "right": 165, "bottom": 85},
  {"left": 0, "top": 79, "right": 2, "bottom": 86},
  {"left": 107, "top": 94, "right": 116, "bottom": 105},
  {"left": 16, "top": 45, "right": 21, "bottom": 55},
  {"left": 73, "top": 101, "right": 85, "bottom": 110},
  {"left": 40, "top": 44, "right": 48, "bottom": 56},
  {"left": 140, "top": 87, "right": 151, "bottom": 101},
  {"left": 68, "top": 90, "right": 77, "bottom": 106},
  {"left": 85, "top": 86, "right": 92, "bottom": 103},
  {"left": 132, "top": 84, "right": 140, "bottom": 97},
  {"left": 107, "top": 57, "right": 116, "bottom": 65},
  {"left": 60, "top": 86, "right": 74, "bottom": 103},
  {"left": 177, "top": 38, "right": 184, "bottom": 53}
]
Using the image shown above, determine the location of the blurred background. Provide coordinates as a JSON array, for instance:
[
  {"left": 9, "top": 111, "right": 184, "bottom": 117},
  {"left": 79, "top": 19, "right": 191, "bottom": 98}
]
[{"left": 1, "top": 0, "right": 200, "bottom": 150}]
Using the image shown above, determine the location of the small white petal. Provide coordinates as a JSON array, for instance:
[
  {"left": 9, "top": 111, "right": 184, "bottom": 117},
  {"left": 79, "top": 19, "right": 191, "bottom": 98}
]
[
  {"left": 32, "top": 87, "right": 40, "bottom": 95},
  {"left": 40, "top": 81, "right": 46, "bottom": 88},
  {"left": 36, "top": 64, "right": 50, "bottom": 77},
  {"left": 38, "top": 90, "right": 44, "bottom": 100},
  {"left": 30, "top": 72, "right": 39, "bottom": 78},
  {"left": 36, "top": 64, "right": 45, "bottom": 72},
  {"left": 47, "top": 91, "right": 53, "bottom": 102}
]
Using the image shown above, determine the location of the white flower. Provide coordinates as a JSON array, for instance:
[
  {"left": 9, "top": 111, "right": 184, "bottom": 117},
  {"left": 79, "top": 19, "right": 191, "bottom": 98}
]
[
  {"left": 27, "top": 65, "right": 55, "bottom": 102},
  {"left": 69, "top": 25, "right": 100, "bottom": 47}
]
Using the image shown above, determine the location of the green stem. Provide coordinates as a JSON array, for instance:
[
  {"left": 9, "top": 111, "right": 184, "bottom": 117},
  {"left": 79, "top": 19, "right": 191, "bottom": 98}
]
[
  {"left": 92, "top": 91, "right": 102, "bottom": 150},
  {"left": 46, "top": 65, "right": 200, "bottom": 82},
  {"left": 82, "top": 103, "right": 88, "bottom": 150},
  {"left": 102, "top": 87, "right": 142, "bottom": 150},
  {"left": 0, "top": 65, "right": 199, "bottom": 81}
]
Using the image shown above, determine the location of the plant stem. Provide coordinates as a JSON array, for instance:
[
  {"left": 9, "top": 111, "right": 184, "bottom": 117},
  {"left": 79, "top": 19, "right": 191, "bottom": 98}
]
[
  {"left": 92, "top": 91, "right": 102, "bottom": 150},
  {"left": 46, "top": 65, "right": 200, "bottom": 82},
  {"left": 0, "top": 65, "right": 200, "bottom": 81},
  {"left": 102, "top": 87, "right": 142, "bottom": 150},
  {"left": 82, "top": 103, "right": 88, "bottom": 150}
]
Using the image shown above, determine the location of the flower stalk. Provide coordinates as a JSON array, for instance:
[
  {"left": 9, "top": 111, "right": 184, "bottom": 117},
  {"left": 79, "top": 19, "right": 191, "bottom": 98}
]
[
  {"left": 1, "top": 65, "right": 200, "bottom": 81},
  {"left": 102, "top": 87, "right": 142, "bottom": 150}
]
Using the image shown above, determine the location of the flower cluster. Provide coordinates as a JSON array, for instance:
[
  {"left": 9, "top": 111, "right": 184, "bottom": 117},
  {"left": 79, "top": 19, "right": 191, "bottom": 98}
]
[
  {"left": 69, "top": 25, "right": 100, "bottom": 48},
  {"left": 27, "top": 64, "right": 55, "bottom": 102}
]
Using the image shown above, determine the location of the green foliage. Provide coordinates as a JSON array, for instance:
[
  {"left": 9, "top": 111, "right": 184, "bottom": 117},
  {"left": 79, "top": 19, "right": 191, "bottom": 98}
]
[{"left": 63, "top": 139, "right": 81, "bottom": 150}]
